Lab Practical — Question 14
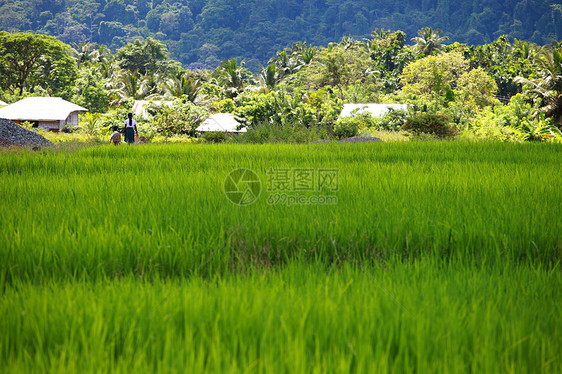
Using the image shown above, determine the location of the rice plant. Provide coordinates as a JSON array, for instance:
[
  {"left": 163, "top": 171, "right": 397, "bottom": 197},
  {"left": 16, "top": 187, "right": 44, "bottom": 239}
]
[{"left": 0, "top": 142, "right": 560, "bottom": 372}]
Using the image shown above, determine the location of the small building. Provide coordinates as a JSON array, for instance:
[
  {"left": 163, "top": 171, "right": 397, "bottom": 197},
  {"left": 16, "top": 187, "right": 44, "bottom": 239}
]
[
  {"left": 196, "top": 113, "right": 247, "bottom": 133},
  {"left": 0, "top": 97, "right": 87, "bottom": 131},
  {"left": 340, "top": 103, "right": 409, "bottom": 118}
]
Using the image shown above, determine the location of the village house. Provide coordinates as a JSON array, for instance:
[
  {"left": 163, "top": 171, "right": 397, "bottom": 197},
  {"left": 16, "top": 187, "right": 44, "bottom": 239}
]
[{"left": 0, "top": 97, "right": 87, "bottom": 131}]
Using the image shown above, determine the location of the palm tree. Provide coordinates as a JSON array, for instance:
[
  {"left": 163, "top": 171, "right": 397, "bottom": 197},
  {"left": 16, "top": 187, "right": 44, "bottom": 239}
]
[
  {"left": 301, "top": 45, "right": 316, "bottom": 65},
  {"left": 411, "top": 27, "right": 449, "bottom": 56},
  {"left": 213, "top": 59, "right": 253, "bottom": 98},
  {"left": 109, "top": 70, "right": 153, "bottom": 105},
  {"left": 163, "top": 71, "right": 201, "bottom": 102},
  {"left": 81, "top": 112, "right": 101, "bottom": 136},
  {"left": 516, "top": 47, "right": 562, "bottom": 125},
  {"left": 257, "top": 64, "right": 279, "bottom": 91},
  {"left": 70, "top": 42, "right": 99, "bottom": 67}
]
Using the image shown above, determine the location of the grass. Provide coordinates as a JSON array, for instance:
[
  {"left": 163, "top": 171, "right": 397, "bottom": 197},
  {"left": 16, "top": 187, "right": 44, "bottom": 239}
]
[
  {"left": 40, "top": 132, "right": 195, "bottom": 144},
  {"left": 1, "top": 262, "right": 560, "bottom": 373},
  {"left": 0, "top": 142, "right": 560, "bottom": 372}
]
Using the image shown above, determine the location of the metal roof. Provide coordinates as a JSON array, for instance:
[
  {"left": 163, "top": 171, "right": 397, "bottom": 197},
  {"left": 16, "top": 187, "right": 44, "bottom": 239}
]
[{"left": 197, "top": 113, "right": 247, "bottom": 133}]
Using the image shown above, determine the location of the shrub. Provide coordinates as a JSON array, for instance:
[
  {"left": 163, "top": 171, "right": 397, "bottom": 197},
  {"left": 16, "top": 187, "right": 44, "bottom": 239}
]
[
  {"left": 230, "top": 123, "right": 330, "bottom": 144},
  {"left": 201, "top": 131, "right": 228, "bottom": 143},
  {"left": 402, "top": 113, "right": 455, "bottom": 138},
  {"left": 374, "top": 109, "right": 408, "bottom": 131},
  {"left": 150, "top": 99, "right": 209, "bottom": 137},
  {"left": 333, "top": 117, "right": 360, "bottom": 139}
]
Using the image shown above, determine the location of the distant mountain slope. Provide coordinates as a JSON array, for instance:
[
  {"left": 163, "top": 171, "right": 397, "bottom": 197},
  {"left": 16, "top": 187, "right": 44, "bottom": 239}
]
[{"left": 0, "top": 0, "right": 559, "bottom": 70}]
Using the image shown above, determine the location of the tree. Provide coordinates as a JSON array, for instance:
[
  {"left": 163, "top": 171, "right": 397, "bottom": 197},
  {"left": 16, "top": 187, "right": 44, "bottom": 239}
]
[
  {"left": 259, "top": 64, "right": 280, "bottom": 90},
  {"left": 71, "top": 66, "right": 110, "bottom": 112},
  {"left": 109, "top": 70, "right": 156, "bottom": 105},
  {"left": 70, "top": 41, "right": 100, "bottom": 67},
  {"left": 400, "top": 51, "right": 468, "bottom": 101},
  {"left": 0, "top": 32, "right": 77, "bottom": 96},
  {"left": 369, "top": 29, "right": 415, "bottom": 92},
  {"left": 115, "top": 38, "right": 174, "bottom": 75},
  {"left": 307, "top": 43, "right": 374, "bottom": 100},
  {"left": 213, "top": 59, "right": 255, "bottom": 98},
  {"left": 457, "top": 36, "right": 541, "bottom": 98},
  {"left": 455, "top": 67, "right": 498, "bottom": 109},
  {"left": 411, "top": 27, "right": 449, "bottom": 56},
  {"left": 516, "top": 47, "right": 562, "bottom": 125},
  {"left": 163, "top": 71, "right": 202, "bottom": 103}
]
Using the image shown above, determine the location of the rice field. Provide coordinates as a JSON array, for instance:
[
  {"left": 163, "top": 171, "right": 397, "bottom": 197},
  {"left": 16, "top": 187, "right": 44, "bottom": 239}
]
[{"left": 1, "top": 142, "right": 561, "bottom": 372}]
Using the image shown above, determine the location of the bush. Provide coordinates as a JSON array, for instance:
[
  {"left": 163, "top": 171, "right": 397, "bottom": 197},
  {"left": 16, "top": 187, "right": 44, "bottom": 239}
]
[
  {"left": 229, "top": 123, "right": 330, "bottom": 144},
  {"left": 373, "top": 109, "right": 408, "bottom": 131},
  {"left": 150, "top": 99, "right": 209, "bottom": 137},
  {"left": 201, "top": 131, "right": 228, "bottom": 143},
  {"left": 402, "top": 113, "right": 456, "bottom": 138},
  {"left": 461, "top": 94, "right": 562, "bottom": 142},
  {"left": 333, "top": 117, "right": 360, "bottom": 139}
]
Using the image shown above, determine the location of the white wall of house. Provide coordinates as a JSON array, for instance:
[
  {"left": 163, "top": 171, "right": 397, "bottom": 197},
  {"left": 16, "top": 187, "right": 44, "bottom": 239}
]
[
  {"left": 67, "top": 112, "right": 79, "bottom": 127},
  {"left": 36, "top": 112, "right": 80, "bottom": 131}
]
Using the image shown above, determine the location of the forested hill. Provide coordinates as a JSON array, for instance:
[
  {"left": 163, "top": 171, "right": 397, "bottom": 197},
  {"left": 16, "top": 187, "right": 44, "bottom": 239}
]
[{"left": 1, "top": 0, "right": 560, "bottom": 70}]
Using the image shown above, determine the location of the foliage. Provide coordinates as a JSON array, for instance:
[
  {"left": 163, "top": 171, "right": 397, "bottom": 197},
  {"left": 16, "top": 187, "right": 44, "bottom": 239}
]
[
  {"left": 411, "top": 27, "right": 449, "bottom": 56},
  {"left": 400, "top": 51, "right": 468, "bottom": 101},
  {"left": 115, "top": 38, "right": 178, "bottom": 75},
  {"left": 213, "top": 98, "right": 236, "bottom": 113},
  {"left": 1, "top": 1, "right": 558, "bottom": 69},
  {"left": 333, "top": 117, "right": 360, "bottom": 139},
  {"left": 369, "top": 29, "right": 415, "bottom": 93},
  {"left": 78, "top": 112, "right": 102, "bottom": 136},
  {"left": 516, "top": 46, "right": 562, "bottom": 125},
  {"left": 455, "top": 67, "right": 499, "bottom": 109},
  {"left": 71, "top": 66, "right": 110, "bottom": 112},
  {"left": 306, "top": 43, "right": 375, "bottom": 100},
  {"left": 232, "top": 89, "right": 342, "bottom": 132},
  {"left": 402, "top": 112, "right": 456, "bottom": 138},
  {"left": 229, "top": 122, "right": 330, "bottom": 144},
  {"left": 149, "top": 99, "right": 209, "bottom": 137},
  {"left": 201, "top": 131, "right": 228, "bottom": 143},
  {"left": 334, "top": 108, "right": 408, "bottom": 138},
  {"left": 0, "top": 31, "right": 77, "bottom": 97},
  {"left": 462, "top": 94, "right": 562, "bottom": 142},
  {"left": 212, "top": 59, "right": 255, "bottom": 98},
  {"left": 374, "top": 108, "right": 409, "bottom": 131},
  {"left": 454, "top": 36, "right": 542, "bottom": 98},
  {"left": 514, "top": 114, "right": 562, "bottom": 141},
  {"left": 163, "top": 71, "right": 202, "bottom": 103}
]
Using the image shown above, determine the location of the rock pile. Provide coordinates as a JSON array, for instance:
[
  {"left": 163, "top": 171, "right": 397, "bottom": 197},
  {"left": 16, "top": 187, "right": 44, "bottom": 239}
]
[
  {"left": 338, "top": 136, "right": 382, "bottom": 143},
  {"left": 0, "top": 118, "right": 52, "bottom": 148}
]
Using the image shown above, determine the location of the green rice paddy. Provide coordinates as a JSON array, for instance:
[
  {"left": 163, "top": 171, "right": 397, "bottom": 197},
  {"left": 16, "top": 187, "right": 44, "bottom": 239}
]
[{"left": 1, "top": 142, "right": 560, "bottom": 372}]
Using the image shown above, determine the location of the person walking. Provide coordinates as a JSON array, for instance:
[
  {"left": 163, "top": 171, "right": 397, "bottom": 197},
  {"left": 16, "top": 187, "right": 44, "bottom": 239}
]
[
  {"left": 110, "top": 126, "right": 121, "bottom": 145},
  {"left": 123, "top": 112, "right": 138, "bottom": 144}
]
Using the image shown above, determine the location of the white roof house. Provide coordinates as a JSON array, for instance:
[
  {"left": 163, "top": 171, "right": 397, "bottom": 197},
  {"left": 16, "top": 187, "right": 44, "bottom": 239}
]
[
  {"left": 340, "top": 104, "right": 409, "bottom": 118},
  {"left": 0, "top": 97, "right": 87, "bottom": 131},
  {"left": 0, "top": 100, "right": 7, "bottom": 106},
  {"left": 197, "top": 113, "right": 247, "bottom": 133}
]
